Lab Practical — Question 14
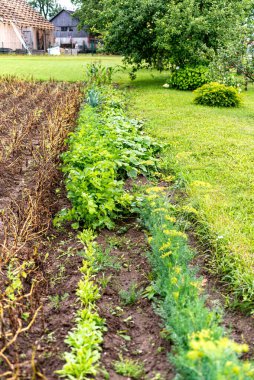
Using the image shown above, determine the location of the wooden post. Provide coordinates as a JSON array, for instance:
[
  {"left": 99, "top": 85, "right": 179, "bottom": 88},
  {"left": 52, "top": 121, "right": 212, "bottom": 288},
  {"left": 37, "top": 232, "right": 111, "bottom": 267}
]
[
  {"left": 10, "top": 21, "right": 31, "bottom": 54},
  {"left": 43, "top": 30, "right": 47, "bottom": 52}
]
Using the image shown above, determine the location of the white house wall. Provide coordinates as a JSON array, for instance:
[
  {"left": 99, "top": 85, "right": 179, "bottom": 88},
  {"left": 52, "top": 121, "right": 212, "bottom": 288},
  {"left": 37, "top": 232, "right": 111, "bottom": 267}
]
[{"left": 0, "top": 23, "right": 22, "bottom": 50}]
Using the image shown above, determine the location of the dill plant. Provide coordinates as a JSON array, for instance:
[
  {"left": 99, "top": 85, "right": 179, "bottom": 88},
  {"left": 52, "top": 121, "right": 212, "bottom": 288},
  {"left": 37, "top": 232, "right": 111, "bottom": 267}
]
[{"left": 138, "top": 186, "right": 254, "bottom": 379}]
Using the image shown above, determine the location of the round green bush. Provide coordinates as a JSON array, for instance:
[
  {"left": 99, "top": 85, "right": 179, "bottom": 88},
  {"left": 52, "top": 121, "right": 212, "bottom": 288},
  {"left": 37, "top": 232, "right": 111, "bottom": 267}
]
[
  {"left": 193, "top": 82, "right": 242, "bottom": 107},
  {"left": 170, "top": 66, "right": 209, "bottom": 91}
]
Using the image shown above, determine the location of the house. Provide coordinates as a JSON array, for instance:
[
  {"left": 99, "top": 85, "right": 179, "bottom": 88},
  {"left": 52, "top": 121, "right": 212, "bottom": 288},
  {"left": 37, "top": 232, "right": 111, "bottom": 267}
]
[
  {"left": 50, "top": 9, "right": 96, "bottom": 52},
  {"left": 0, "top": 0, "right": 54, "bottom": 53}
]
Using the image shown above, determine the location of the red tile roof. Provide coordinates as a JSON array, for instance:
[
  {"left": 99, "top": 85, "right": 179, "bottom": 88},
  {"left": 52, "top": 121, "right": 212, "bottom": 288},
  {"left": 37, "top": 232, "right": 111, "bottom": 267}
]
[{"left": 0, "top": 0, "right": 54, "bottom": 30}]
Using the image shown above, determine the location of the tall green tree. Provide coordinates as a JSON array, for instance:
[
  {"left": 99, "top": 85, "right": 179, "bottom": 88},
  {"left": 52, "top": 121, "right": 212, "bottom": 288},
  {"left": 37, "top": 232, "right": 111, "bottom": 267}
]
[
  {"left": 156, "top": 0, "right": 251, "bottom": 67},
  {"left": 72, "top": 0, "right": 252, "bottom": 68},
  {"left": 29, "top": 0, "right": 62, "bottom": 19},
  {"left": 209, "top": 7, "right": 254, "bottom": 89}
]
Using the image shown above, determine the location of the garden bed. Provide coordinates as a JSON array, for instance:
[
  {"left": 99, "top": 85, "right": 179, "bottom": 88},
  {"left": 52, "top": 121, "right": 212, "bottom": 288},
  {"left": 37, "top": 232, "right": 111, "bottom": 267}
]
[{"left": 1, "top": 74, "right": 254, "bottom": 380}]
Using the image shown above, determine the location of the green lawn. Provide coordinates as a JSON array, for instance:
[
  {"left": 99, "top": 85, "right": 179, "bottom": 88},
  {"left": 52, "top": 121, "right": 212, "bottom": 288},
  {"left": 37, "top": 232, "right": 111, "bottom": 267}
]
[
  {"left": 130, "top": 83, "right": 254, "bottom": 309},
  {"left": 0, "top": 55, "right": 123, "bottom": 81},
  {"left": 0, "top": 54, "right": 168, "bottom": 84},
  {"left": 1, "top": 55, "right": 254, "bottom": 307}
]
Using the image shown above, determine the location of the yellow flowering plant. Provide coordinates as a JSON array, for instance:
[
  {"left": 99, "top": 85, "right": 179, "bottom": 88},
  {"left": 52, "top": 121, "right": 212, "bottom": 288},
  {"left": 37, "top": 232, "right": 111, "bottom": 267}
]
[{"left": 138, "top": 192, "right": 254, "bottom": 380}]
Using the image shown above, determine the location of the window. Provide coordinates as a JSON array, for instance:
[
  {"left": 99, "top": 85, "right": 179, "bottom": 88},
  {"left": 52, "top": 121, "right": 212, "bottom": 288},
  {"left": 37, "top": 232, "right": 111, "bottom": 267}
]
[
  {"left": 69, "top": 27, "right": 74, "bottom": 32},
  {"left": 61, "top": 27, "right": 68, "bottom": 31}
]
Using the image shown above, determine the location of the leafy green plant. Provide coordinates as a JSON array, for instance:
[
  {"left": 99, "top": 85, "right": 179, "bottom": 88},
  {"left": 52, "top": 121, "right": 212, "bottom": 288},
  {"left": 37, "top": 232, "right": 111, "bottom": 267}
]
[
  {"left": 114, "top": 356, "right": 145, "bottom": 379},
  {"left": 54, "top": 85, "right": 160, "bottom": 230},
  {"left": 49, "top": 293, "right": 69, "bottom": 310},
  {"left": 57, "top": 232, "right": 105, "bottom": 379},
  {"left": 106, "top": 235, "right": 128, "bottom": 249},
  {"left": 119, "top": 282, "right": 142, "bottom": 305},
  {"left": 87, "top": 88, "right": 101, "bottom": 107},
  {"left": 85, "top": 62, "right": 118, "bottom": 86},
  {"left": 194, "top": 82, "right": 242, "bottom": 107},
  {"left": 91, "top": 246, "right": 120, "bottom": 272},
  {"left": 98, "top": 274, "right": 112, "bottom": 289},
  {"left": 169, "top": 66, "right": 209, "bottom": 91}
]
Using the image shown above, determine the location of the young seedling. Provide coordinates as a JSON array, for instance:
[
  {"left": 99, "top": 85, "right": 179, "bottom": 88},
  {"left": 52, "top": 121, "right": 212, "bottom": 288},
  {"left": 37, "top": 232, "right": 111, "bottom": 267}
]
[
  {"left": 119, "top": 282, "right": 142, "bottom": 306},
  {"left": 117, "top": 330, "right": 131, "bottom": 342},
  {"left": 106, "top": 235, "right": 128, "bottom": 249},
  {"left": 98, "top": 274, "right": 112, "bottom": 289},
  {"left": 48, "top": 293, "right": 69, "bottom": 310},
  {"left": 114, "top": 356, "right": 145, "bottom": 379},
  {"left": 85, "top": 245, "right": 120, "bottom": 272},
  {"left": 151, "top": 374, "right": 165, "bottom": 380}
]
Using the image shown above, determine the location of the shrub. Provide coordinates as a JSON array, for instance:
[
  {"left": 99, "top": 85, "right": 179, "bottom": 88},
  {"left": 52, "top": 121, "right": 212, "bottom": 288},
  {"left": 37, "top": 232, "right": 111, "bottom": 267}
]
[
  {"left": 170, "top": 66, "right": 209, "bottom": 91},
  {"left": 194, "top": 82, "right": 242, "bottom": 107}
]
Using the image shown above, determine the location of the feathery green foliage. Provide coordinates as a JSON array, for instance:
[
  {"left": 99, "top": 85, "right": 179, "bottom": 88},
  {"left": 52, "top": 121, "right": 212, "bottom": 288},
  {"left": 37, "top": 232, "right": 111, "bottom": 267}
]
[{"left": 139, "top": 187, "right": 254, "bottom": 379}]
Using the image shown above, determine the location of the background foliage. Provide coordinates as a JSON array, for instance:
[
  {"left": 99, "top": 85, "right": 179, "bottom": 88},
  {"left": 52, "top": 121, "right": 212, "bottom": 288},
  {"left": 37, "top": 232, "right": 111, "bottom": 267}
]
[
  {"left": 72, "top": 0, "right": 252, "bottom": 69},
  {"left": 29, "top": 0, "right": 61, "bottom": 19}
]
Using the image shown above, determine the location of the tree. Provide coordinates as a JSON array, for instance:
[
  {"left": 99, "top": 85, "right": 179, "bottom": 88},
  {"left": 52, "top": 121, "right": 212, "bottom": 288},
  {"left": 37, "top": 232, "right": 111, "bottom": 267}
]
[
  {"left": 28, "top": 0, "right": 62, "bottom": 19},
  {"left": 156, "top": 0, "right": 251, "bottom": 67},
  {"left": 209, "top": 12, "right": 254, "bottom": 90},
  {"left": 72, "top": 0, "right": 252, "bottom": 69},
  {"left": 72, "top": 0, "right": 168, "bottom": 68}
]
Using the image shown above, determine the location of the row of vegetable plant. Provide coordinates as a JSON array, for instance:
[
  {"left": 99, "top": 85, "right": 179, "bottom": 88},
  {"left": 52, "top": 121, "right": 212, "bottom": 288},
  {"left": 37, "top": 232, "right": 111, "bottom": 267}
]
[
  {"left": 54, "top": 85, "right": 160, "bottom": 231},
  {"left": 138, "top": 186, "right": 254, "bottom": 379},
  {"left": 56, "top": 81, "right": 160, "bottom": 378},
  {"left": 57, "top": 230, "right": 105, "bottom": 379}
]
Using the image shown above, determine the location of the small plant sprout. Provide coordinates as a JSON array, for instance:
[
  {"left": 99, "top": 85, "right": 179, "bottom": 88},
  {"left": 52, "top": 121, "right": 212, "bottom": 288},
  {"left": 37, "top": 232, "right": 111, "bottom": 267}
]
[
  {"left": 48, "top": 293, "right": 69, "bottom": 310},
  {"left": 114, "top": 356, "right": 145, "bottom": 379},
  {"left": 99, "top": 274, "right": 112, "bottom": 289},
  {"left": 119, "top": 282, "right": 142, "bottom": 306}
]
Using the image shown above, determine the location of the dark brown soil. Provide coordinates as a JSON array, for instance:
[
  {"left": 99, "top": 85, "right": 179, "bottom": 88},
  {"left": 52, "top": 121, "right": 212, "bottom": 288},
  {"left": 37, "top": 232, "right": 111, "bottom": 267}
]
[
  {"left": 0, "top": 78, "right": 82, "bottom": 379},
  {"left": 95, "top": 221, "right": 174, "bottom": 380},
  {"left": 17, "top": 229, "right": 84, "bottom": 379}
]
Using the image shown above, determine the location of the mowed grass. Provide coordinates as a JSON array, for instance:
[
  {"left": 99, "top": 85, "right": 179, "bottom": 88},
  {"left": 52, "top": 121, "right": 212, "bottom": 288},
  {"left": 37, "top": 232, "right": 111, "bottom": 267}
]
[
  {"left": 0, "top": 55, "right": 123, "bottom": 81},
  {"left": 0, "top": 54, "right": 168, "bottom": 83},
  {"left": 1, "top": 55, "right": 254, "bottom": 307}
]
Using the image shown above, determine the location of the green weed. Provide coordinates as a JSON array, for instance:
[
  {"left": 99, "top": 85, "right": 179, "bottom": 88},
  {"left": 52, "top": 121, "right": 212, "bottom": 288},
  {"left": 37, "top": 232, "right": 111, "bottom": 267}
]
[
  {"left": 49, "top": 293, "right": 69, "bottom": 310},
  {"left": 114, "top": 356, "right": 145, "bottom": 379},
  {"left": 98, "top": 274, "right": 112, "bottom": 289},
  {"left": 85, "top": 62, "right": 118, "bottom": 86},
  {"left": 106, "top": 235, "right": 128, "bottom": 249},
  {"left": 119, "top": 282, "right": 142, "bottom": 306}
]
